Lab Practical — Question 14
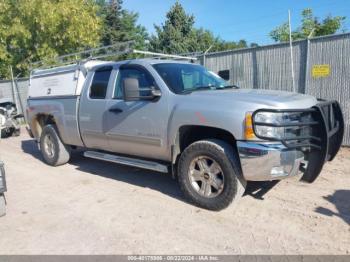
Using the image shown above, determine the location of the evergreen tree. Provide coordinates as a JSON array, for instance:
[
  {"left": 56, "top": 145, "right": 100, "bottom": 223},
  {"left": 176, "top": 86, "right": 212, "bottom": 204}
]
[
  {"left": 100, "top": 0, "right": 148, "bottom": 49},
  {"left": 150, "top": 1, "right": 195, "bottom": 53},
  {"left": 150, "top": 2, "right": 248, "bottom": 54},
  {"left": 100, "top": 0, "right": 123, "bottom": 46}
]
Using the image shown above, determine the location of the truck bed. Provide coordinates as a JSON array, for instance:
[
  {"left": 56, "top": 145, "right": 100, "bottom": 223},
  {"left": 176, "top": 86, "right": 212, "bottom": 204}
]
[{"left": 27, "top": 96, "right": 84, "bottom": 147}]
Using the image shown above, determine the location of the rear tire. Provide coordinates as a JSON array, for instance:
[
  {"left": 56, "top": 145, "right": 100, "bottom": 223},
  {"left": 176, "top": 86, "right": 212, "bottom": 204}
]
[
  {"left": 177, "top": 139, "right": 246, "bottom": 211},
  {"left": 40, "top": 125, "right": 71, "bottom": 166}
]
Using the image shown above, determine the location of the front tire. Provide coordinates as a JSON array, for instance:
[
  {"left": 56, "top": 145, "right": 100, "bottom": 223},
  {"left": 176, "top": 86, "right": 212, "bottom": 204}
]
[
  {"left": 177, "top": 139, "right": 246, "bottom": 211},
  {"left": 40, "top": 125, "right": 71, "bottom": 166}
]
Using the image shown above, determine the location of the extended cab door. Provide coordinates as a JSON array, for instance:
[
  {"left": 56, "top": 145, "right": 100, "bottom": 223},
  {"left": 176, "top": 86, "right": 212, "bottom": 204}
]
[
  {"left": 104, "top": 64, "right": 169, "bottom": 160},
  {"left": 79, "top": 66, "right": 113, "bottom": 150}
]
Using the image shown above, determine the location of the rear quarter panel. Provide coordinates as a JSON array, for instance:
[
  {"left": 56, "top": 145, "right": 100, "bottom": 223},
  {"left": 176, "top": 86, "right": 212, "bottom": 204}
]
[{"left": 27, "top": 96, "right": 84, "bottom": 147}]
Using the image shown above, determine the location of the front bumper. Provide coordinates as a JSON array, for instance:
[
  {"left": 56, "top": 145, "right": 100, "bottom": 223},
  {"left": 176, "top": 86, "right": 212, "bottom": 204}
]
[
  {"left": 237, "top": 141, "right": 304, "bottom": 181},
  {"left": 247, "top": 100, "right": 344, "bottom": 183}
]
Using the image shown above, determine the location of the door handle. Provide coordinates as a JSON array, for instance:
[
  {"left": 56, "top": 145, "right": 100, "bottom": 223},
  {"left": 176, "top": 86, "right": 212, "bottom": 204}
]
[{"left": 109, "top": 107, "right": 123, "bottom": 114}]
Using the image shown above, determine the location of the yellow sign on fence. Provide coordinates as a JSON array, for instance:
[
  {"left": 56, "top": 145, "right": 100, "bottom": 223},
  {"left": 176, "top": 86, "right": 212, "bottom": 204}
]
[{"left": 312, "top": 64, "right": 330, "bottom": 78}]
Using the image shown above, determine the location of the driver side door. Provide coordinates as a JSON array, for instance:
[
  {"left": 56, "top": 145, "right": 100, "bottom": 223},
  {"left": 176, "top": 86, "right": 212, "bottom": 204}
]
[{"left": 104, "top": 65, "right": 169, "bottom": 160}]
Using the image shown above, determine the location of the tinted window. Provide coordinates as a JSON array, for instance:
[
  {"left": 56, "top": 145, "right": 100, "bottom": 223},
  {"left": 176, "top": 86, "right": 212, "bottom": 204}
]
[
  {"left": 218, "top": 70, "right": 230, "bottom": 81},
  {"left": 90, "top": 68, "right": 112, "bottom": 99},
  {"left": 153, "top": 63, "right": 227, "bottom": 94},
  {"left": 114, "top": 68, "right": 154, "bottom": 99}
]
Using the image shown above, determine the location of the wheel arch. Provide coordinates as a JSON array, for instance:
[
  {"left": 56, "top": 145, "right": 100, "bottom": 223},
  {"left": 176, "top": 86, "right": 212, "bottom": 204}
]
[
  {"left": 30, "top": 113, "right": 57, "bottom": 140},
  {"left": 171, "top": 125, "right": 241, "bottom": 175}
]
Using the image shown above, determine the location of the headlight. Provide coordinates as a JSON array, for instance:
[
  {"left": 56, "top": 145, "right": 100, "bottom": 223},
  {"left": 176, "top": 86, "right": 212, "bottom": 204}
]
[
  {"left": 255, "top": 125, "right": 286, "bottom": 139},
  {"left": 254, "top": 112, "right": 284, "bottom": 124},
  {"left": 254, "top": 111, "right": 310, "bottom": 123},
  {"left": 245, "top": 111, "right": 313, "bottom": 140}
]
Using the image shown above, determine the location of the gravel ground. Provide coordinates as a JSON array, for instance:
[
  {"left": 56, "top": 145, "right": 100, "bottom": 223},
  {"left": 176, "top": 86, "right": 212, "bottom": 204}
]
[{"left": 0, "top": 130, "right": 349, "bottom": 254}]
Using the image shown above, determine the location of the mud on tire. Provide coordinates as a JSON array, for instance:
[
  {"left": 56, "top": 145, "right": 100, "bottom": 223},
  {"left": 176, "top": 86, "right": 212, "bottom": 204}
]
[
  {"left": 177, "top": 139, "right": 246, "bottom": 211},
  {"left": 39, "top": 125, "right": 71, "bottom": 166}
]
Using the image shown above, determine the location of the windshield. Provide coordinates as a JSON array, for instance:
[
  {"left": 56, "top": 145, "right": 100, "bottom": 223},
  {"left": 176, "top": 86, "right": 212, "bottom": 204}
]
[{"left": 153, "top": 63, "right": 229, "bottom": 94}]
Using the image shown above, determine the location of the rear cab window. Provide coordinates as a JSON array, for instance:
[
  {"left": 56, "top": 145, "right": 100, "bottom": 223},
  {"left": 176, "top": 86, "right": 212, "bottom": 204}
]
[{"left": 89, "top": 67, "right": 113, "bottom": 99}]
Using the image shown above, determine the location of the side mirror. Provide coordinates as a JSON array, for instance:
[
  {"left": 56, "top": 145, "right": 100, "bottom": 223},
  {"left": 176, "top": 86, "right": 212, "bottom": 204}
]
[
  {"left": 123, "top": 78, "right": 140, "bottom": 101},
  {"left": 123, "top": 78, "right": 161, "bottom": 102}
]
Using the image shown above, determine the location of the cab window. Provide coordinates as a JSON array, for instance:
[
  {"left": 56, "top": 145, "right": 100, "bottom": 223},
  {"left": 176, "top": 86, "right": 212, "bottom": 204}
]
[
  {"left": 90, "top": 67, "right": 112, "bottom": 99},
  {"left": 114, "top": 67, "right": 155, "bottom": 99}
]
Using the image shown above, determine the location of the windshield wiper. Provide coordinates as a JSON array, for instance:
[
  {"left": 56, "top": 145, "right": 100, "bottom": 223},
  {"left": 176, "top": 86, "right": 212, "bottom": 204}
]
[
  {"left": 180, "top": 85, "right": 216, "bottom": 94},
  {"left": 180, "top": 84, "right": 240, "bottom": 94}
]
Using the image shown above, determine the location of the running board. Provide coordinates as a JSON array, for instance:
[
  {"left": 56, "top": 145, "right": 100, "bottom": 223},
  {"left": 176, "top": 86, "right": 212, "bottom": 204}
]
[{"left": 84, "top": 151, "right": 168, "bottom": 173}]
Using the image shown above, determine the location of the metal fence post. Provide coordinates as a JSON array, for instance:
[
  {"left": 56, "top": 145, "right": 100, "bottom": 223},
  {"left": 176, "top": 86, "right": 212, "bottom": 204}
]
[
  {"left": 203, "top": 45, "right": 213, "bottom": 68},
  {"left": 9, "top": 67, "right": 19, "bottom": 107},
  {"left": 303, "top": 38, "right": 310, "bottom": 95}
]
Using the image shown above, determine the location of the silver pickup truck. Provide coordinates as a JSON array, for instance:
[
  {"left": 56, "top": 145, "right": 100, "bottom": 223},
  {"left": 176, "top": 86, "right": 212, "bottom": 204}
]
[{"left": 26, "top": 59, "right": 344, "bottom": 210}]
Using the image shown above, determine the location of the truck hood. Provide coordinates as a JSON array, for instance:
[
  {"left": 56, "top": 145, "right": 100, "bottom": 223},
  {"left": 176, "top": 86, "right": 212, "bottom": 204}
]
[{"left": 187, "top": 89, "right": 318, "bottom": 109}]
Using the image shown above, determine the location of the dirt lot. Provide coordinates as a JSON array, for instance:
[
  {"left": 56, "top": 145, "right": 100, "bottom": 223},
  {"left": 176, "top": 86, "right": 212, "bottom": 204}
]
[{"left": 0, "top": 130, "right": 349, "bottom": 254}]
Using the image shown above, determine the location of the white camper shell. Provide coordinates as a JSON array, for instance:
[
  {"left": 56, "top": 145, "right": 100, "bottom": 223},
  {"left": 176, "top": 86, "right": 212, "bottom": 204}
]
[
  {"left": 28, "top": 41, "right": 197, "bottom": 99},
  {"left": 28, "top": 61, "right": 106, "bottom": 98}
]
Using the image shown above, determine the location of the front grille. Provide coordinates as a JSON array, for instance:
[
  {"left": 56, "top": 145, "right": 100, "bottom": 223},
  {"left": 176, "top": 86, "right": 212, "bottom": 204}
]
[
  {"left": 252, "top": 100, "right": 344, "bottom": 159},
  {"left": 252, "top": 100, "right": 344, "bottom": 183}
]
